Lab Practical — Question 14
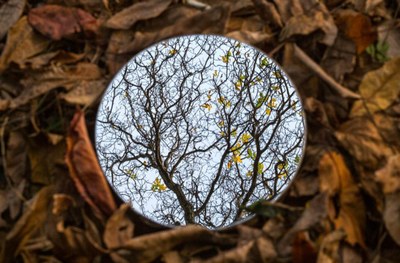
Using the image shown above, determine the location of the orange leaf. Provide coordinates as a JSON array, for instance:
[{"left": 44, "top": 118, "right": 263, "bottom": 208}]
[
  {"left": 319, "top": 151, "right": 366, "bottom": 248},
  {"left": 65, "top": 109, "right": 117, "bottom": 218}
]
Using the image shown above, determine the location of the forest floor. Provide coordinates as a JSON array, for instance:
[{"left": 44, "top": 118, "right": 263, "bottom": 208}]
[{"left": 1, "top": 0, "right": 400, "bottom": 262}]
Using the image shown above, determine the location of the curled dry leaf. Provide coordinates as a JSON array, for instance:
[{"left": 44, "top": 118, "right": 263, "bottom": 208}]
[
  {"left": 279, "top": 1, "right": 337, "bottom": 46},
  {"left": 115, "top": 5, "right": 230, "bottom": 55},
  {"left": 0, "top": 0, "right": 25, "bottom": 40},
  {"left": 319, "top": 151, "right": 366, "bottom": 248},
  {"left": 105, "top": 0, "right": 173, "bottom": 30},
  {"left": 335, "top": 10, "right": 377, "bottom": 54},
  {"left": 65, "top": 109, "right": 117, "bottom": 218},
  {"left": 226, "top": 30, "right": 272, "bottom": 45},
  {"left": 251, "top": 0, "right": 283, "bottom": 28},
  {"left": 1, "top": 187, "right": 53, "bottom": 263},
  {"left": 6, "top": 132, "right": 28, "bottom": 185},
  {"left": 350, "top": 58, "right": 400, "bottom": 118},
  {"left": 335, "top": 114, "right": 395, "bottom": 170},
  {"left": 104, "top": 204, "right": 134, "bottom": 250},
  {"left": 0, "top": 62, "right": 102, "bottom": 112},
  {"left": 316, "top": 229, "right": 346, "bottom": 263},
  {"left": 0, "top": 16, "right": 50, "bottom": 72},
  {"left": 120, "top": 225, "right": 215, "bottom": 263},
  {"left": 376, "top": 155, "right": 400, "bottom": 246},
  {"left": 28, "top": 5, "right": 99, "bottom": 40}
]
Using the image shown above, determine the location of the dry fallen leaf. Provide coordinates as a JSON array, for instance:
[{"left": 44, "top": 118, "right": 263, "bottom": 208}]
[
  {"left": 335, "top": 10, "right": 377, "bottom": 54},
  {"left": 0, "top": 0, "right": 25, "bottom": 40},
  {"left": 28, "top": 5, "right": 99, "bottom": 40},
  {"left": 319, "top": 151, "right": 366, "bottom": 248},
  {"left": 1, "top": 187, "right": 53, "bottom": 263},
  {"left": 105, "top": 0, "right": 173, "bottom": 30},
  {"left": 279, "top": 1, "right": 337, "bottom": 46},
  {"left": 376, "top": 155, "right": 400, "bottom": 246},
  {"left": 350, "top": 57, "right": 400, "bottom": 118},
  {"left": 65, "top": 109, "right": 117, "bottom": 218},
  {"left": 0, "top": 16, "right": 50, "bottom": 72}
]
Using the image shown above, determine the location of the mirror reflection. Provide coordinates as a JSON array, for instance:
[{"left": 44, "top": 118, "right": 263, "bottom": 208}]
[{"left": 96, "top": 35, "right": 305, "bottom": 228}]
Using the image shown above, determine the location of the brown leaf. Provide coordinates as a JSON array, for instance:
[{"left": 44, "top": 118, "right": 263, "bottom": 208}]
[
  {"left": 319, "top": 151, "right": 366, "bottom": 248},
  {"left": 1, "top": 187, "right": 53, "bottom": 262},
  {"left": 28, "top": 137, "right": 65, "bottom": 185},
  {"left": 105, "top": 0, "right": 173, "bottom": 30},
  {"left": 350, "top": 58, "right": 400, "bottom": 118},
  {"left": 6, "top": 132, "right": 28, "bottom": 185},
  {"left": 376, "top": 154, "right": 400, "bottom": 246},
  {"left": 121, "top": 225, "right": 214, "bottom": 262},
  {"left": 0, "top": 16, "right": 50, "bottom": 72},
  {"left": 0, "top": 0, "right": 25, "bottom": 40},
  {"left": 28, "top": 5, "right": 99, "bottom": 40},
  {"left": 0, "top": 62, "right": 103, "bottom": 111},
  {"left": 376, "top": 154, "right": 400, "bottom": 194},
  {"left": 104, "top": 204, "right": 134, "bottom": 250},
  {"left": 382, "top": 193, "right": 400, "bottom": 246},
  {"left": 115, "top": 5, "right": 230, "bottom": 55},
  {"left": 226, "top": 30, "right": 272, "bottom": 45},
  {"left": 377, "top": 21, "right": 400, "bottom": 59},
  {"left": 335, "top": 10, "right": 377, "bottom": 54},
  {"left": 279, "top": 1, "right": 337, "bottom": 46},
  {"left": 278, "top": 193, "right": 329, "bottom": 255},
  {"left": 321, "top": 34, "right": 356, "bottom": 83},
  {"left": 292, "top": 231, "right": 317, "bottom": 263},
  {"left": 251, "top": 0, "right": 283, "bottom": 28},
  {"left": 65, "top": 109, "right": 117, "bottom": 218},
  {"left": 59, "top": 79, "right": 107, "bottom": 106},
  {"left": 316, "top": 230, "right": 346, "bottom": 263}
]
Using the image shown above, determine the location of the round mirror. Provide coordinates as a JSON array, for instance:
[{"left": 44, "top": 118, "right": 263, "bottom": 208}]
[{"left": 95, "top": 35, "right": 305, "bottom": 229}]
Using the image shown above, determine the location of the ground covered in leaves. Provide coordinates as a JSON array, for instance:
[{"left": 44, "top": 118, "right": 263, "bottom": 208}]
[{"left": 0, "top": 0, "right": 400, "bottom": 262}]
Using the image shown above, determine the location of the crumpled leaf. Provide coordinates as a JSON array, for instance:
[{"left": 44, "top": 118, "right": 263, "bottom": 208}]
[
  {"left": 6, "top": 132, "right": 28, "bottom": 185},
  {"left": 65, "top": 109, "right": 117, "bottom": 218},
  {"left": 279, "top": 1, "right": 337, "bottom": 46},
  {"left": 112, "top": 5, "right": 230, "bottom": 55},
  {"left": 104, "top": 204, "right": 134, "bottom": 249},
  {"left": 335, "top": 10, "right": 377, "bottom": 54},
  {"left": 59, "top": 79, "right": 107, "bottom": 106},
  {"left": 316, "top": 230, "right": 346, "bottom": 263},
  {"left": 350, "top": 58, "right": 400, "bottom": 118},
  {"left": 226, "top": 30, "right": 272, "bottom": 45},
  {"left": 105, "top": 0, "right": 173, "bottom": 30},
  {"left": 251, "top": 0, "right": 283, "bottom": 28},
  {"left": 321, "top": 34, "right": 356, "bottom": 83},
  {"left": 0, "top": 0, "right": 25, "bottom": 40},
  {"left": 28, "top": 5, "right": 99, "bottom": 40},
  {"left": 319, "top": 151, "right": 366, "bottom": 248},
  {"left": 376, "top": 155, "right": 400, "bottom": 246},
  {"left": 120, "top": 225, "right": 216, "bottom": 263},
  {"left": 1, "top": 187, "right": 53, "bottom": 263},
  {"left": 335, "top": 114, "right": 395, "bottom": 170},
  {"left": 0, "top": 62, "right": 102, "bottom": 111},
  {"left": 0, "top": 16, "right": 50, "bottom": 72}
]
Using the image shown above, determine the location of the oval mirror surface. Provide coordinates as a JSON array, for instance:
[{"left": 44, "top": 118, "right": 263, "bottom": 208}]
[{"left": 96, "top": 35, "right": 305, "bottom": 229}]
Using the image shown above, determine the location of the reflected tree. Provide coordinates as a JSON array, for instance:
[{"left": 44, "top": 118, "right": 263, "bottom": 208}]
[{"left": 96, "top": 35, "right": 304, "bottom": 228}]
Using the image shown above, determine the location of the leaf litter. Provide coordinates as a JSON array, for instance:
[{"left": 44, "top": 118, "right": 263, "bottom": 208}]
[{"left": 0, "top": 0, "right": 400, "bottom": 262}]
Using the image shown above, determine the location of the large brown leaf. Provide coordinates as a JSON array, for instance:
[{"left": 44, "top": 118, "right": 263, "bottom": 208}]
[
  {"left": 65, "top": 109, "right": 117, "bottom": 218},
  {"left": 350, "top": 57, "right": 400, "bottom": 118},
  {"left": 105, "top": 0, "right": 173, "bottom": 30},
  {"left": 28, "top": 5, "right": 99, "bottom": 40}
]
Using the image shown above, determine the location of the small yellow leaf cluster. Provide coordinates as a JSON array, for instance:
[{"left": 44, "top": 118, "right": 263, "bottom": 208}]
[
  {"left": 241, "top": 133, "right": 251, "bottom": 144},
  {"left": 151, "top": 177, "right": 167, "bottom": 192},
  {"left": 201, "top": 103, "right": 212, "bottom": 111},
  {"left": 169, "top": 49, "right": 177, "bottom": 55},
  {"left": 213, "top": 70, "right": 218, "bottom": 77},
  {"left": 267, "top": 98, "right": 277, "bottom": 108},
  {"left": 265, "top": 108, "right": 271, "bottom": 115},
  {"left": 217, "top": 96, "right": 231, "bottom": 107}
]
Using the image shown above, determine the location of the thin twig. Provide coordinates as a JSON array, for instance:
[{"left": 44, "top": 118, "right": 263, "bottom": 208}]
[{"left": 293, "top": 44, "right": 361, "bottom": 99}]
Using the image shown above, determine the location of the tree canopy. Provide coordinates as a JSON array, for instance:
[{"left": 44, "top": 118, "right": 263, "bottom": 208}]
[{"left": 96, "top": 35, "right": 305, "bottom": 228}]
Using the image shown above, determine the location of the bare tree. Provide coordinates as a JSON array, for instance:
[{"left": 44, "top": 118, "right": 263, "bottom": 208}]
[{"left": 96, "top": 35, "right": 305, "bottom": 228}]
